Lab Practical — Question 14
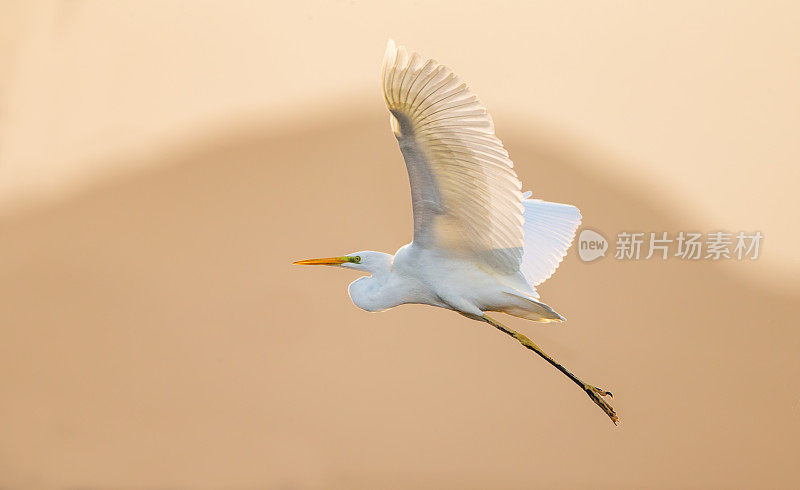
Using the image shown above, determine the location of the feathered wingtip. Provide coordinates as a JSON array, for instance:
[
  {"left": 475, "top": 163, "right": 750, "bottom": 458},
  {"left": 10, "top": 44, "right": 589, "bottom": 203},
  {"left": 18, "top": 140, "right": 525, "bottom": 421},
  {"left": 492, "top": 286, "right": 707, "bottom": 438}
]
[
  {"left": 384, "top": 39, "right": 397, "bottom": 62},
  {"left": 381, "top": 39, "right": 430, "bottom": 108},
  {"left": 381, "top": 40, "right": 395, "bottom": 104},
  {"left": 382, "top": 39, "right": 394, "bottom": 68}
]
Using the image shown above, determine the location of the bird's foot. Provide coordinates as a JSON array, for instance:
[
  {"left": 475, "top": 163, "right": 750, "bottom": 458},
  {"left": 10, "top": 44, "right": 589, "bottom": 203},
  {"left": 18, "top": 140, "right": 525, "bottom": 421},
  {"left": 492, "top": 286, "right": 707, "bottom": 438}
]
[{"left": 583, "top": 384, "right": 618, "bottom": 425}]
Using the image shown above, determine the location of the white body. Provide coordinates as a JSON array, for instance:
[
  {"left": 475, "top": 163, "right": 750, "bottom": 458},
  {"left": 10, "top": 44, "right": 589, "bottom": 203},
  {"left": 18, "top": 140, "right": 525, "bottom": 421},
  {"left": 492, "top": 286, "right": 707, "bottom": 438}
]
[{"left": 346, "top": 196, "right": 579, "bottom": 323}]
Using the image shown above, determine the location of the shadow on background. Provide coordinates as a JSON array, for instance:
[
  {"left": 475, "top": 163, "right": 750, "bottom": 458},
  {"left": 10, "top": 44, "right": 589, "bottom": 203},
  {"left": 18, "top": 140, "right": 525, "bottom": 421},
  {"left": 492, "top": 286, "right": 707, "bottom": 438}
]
[{"left": 1, "top": 104, "right": 798, "bottom": 489}]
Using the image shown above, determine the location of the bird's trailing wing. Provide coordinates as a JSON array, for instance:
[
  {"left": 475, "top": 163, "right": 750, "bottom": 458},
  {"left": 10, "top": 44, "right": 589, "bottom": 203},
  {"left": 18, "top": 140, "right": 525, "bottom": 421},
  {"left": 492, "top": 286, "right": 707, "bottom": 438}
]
[
  {"left": 381, "top": 40, "right": 525, "bottom": 274},
  {"left": 520, "top": 196, "right": 582, "bottom": 287}
]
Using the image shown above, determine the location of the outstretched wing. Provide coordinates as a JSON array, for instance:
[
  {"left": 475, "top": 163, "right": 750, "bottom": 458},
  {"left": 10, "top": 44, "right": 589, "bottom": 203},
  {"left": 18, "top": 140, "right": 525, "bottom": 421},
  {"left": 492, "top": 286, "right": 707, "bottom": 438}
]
[
  {"left": 520, "top": 195, "right": 582, "bottom": 288},
  {"left": 381, "top": 40, "right": 525, "bottom": 274}
]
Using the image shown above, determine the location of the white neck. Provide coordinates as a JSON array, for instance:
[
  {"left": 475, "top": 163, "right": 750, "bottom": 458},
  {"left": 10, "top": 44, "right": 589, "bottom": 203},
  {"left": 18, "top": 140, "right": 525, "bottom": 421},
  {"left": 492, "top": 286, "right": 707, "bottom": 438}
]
[{"left": 346, "top": 252, "right": 405, "bottom": 312}]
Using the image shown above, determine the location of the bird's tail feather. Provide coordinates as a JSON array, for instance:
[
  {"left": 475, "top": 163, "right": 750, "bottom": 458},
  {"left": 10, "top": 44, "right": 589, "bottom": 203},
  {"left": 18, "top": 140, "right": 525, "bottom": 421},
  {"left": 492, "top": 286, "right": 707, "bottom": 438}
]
[{"left": 500, "top": 289, "right": 565, "bottom": 323}]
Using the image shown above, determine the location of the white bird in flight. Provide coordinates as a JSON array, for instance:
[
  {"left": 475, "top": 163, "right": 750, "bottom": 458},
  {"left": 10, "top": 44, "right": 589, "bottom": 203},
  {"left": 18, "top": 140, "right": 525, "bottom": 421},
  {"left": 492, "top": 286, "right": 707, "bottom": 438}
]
[{"left": 295, "top": 40, "right": 617, "bottom": 424}]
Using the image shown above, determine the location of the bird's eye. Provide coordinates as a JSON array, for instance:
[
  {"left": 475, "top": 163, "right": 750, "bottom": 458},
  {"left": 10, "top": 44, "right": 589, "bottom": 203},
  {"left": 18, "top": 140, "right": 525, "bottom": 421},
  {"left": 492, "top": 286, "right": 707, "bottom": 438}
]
[{"left": 352, "top": 256, "right": 361, "bottom": 263}]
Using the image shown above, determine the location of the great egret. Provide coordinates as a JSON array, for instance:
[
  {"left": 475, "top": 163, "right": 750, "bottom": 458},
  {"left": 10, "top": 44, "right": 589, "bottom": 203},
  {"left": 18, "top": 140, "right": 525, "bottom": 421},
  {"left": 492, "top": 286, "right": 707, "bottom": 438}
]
[{"left": 295, "top": 40, "right": 617, "bottom": 424}]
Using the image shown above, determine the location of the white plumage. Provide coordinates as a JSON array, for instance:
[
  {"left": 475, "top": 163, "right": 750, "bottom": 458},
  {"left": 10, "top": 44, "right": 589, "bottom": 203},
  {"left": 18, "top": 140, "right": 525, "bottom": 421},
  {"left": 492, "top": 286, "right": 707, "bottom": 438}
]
[
  {"left": 381, "top": 39, "right": 526, "bottom": 275},
  {"left": 520, "top": 196, "right": 582, "bottom": 290},
  {"left": 295, "top": 41, "right": 617, "bottom": 424},
  {"left": 379, "top": 39, "right": 580, "bottom": 309}
]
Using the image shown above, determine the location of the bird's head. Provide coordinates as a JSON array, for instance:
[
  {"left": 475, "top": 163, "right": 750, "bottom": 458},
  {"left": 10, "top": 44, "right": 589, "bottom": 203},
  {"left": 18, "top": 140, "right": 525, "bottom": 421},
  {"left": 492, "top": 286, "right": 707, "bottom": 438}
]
[{"left": 293, "top": 250, "right": 392, "bottom": 274}]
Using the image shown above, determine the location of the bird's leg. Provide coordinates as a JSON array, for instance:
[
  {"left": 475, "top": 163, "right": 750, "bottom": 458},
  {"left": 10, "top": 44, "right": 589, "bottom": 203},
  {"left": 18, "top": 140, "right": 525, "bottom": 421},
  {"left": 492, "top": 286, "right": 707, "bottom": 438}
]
[{"left": 482, "top": 314, "right": 618, "bottom": 425}]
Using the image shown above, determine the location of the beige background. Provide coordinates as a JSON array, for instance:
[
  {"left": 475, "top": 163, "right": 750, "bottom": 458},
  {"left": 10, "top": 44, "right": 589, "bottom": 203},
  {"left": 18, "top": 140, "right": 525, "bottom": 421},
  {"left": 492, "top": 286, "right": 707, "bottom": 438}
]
[{"left": 2, "top": 1, "right": 799, "bottom": 489}]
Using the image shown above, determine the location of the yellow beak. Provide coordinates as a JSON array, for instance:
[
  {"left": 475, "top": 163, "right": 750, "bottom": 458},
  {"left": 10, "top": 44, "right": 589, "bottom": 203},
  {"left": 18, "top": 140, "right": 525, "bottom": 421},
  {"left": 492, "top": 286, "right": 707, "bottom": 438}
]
[{"left": 293, "top": 256, "right": 350, "bottom": 266}]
